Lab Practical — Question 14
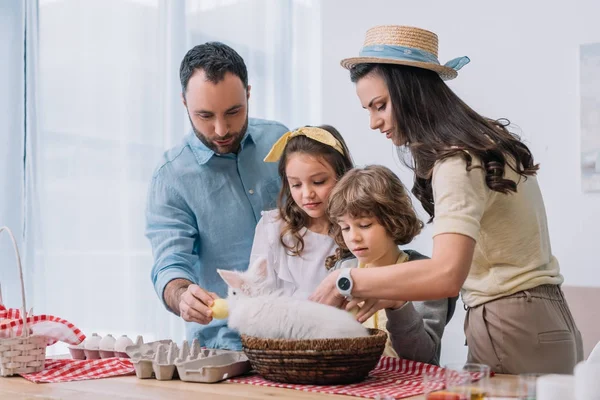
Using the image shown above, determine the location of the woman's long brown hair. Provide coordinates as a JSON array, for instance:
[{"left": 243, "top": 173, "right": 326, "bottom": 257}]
[{"left": 350, "top": 64, "right": 539, "bottom": 222}]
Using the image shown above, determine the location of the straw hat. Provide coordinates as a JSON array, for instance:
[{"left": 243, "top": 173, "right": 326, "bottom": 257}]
[{"left": 341, "top": 25, "right": 469, "bottom": 80}]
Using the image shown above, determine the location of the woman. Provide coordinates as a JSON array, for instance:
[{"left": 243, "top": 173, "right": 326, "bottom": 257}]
[{"left": 310, "top": 25, "right": 582, "bottom": 374}]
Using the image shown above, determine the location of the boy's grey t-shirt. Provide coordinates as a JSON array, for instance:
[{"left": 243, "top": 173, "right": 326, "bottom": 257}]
[{"left": 333, "top": 250, "right": 457, "bottom": 365}]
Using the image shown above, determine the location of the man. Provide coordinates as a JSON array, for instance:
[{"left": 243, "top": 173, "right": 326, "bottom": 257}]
[{"left": 146, "top": 42, "right": 287, "bottom": 350}]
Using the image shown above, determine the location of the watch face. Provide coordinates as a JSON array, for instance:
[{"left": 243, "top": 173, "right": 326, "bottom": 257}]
[{"left": 338, "top": 277, "right": 351, "bottom": 291}]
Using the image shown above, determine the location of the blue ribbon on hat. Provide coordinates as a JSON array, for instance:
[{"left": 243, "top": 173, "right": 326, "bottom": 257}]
[{"left": 359, "top": 44, "right": 470, "bottom": 71}]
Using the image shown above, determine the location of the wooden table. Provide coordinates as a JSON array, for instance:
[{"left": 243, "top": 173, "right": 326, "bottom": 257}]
[{"left": 0, "top": 374, "right": 518, "bottom": 399}]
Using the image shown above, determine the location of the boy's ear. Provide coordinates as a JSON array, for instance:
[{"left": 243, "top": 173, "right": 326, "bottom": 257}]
[{"left": 217, "top": 269, "right": 245, "bottom": 289}]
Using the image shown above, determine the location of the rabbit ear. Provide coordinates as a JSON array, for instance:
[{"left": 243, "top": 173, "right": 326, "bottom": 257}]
[
  {"left": 249, "top": 258, "right": 268, "bottom": 280},
  {"left": 217, "top": 269, "right": 245, "bottom": 289}
]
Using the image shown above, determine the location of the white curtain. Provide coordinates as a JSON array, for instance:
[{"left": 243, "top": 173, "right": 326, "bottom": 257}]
[
  {"left": 0, "top": 1, "right": 25, "bottom": 310},
  {"left": 20, "top": 0, "right": 321, "bottom": 355}
]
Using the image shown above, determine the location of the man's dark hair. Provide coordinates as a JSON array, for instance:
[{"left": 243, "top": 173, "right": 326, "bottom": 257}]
[{"left": 179, "top": 42, "right": 248, "bottom": 96}]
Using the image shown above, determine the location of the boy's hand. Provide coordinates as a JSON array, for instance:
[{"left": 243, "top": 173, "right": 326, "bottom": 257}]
[{"left": 345, "top": 298, "right": 406, "bottom": 323}]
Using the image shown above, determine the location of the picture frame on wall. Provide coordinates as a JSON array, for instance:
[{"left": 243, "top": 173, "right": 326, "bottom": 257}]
[{"left": 580, "top": 42, "right": 600, "bottom": 193}]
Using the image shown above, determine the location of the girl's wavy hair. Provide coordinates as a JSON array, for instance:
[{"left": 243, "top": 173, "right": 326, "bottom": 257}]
[
  {"left": 349, "top": 63, "right": 539, "bottom": 222},
  {"left": 277, "top": 125, "right": 354, "bottom": 256},
  {"left": 325, "top": 165, "right": 423, "bottom": 269}
]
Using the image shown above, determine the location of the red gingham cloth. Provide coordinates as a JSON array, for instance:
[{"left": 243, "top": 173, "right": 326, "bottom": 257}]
[
  {"left": 0, "top": 305, "right": 21, "bottom": 320},
  {"left": 19, "top": 358, "right": 135, "bottom": 383},
  {"left": 228, "top": 357, "right": 446, "bottom": 399},
  {"left": 0, "top": 305, "right": 85, "bottom": 346}
]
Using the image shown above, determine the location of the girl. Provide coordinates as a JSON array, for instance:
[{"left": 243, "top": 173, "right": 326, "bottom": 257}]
[
  {"left": 248, "top": 125, "right": 353, "bottom": 298},
  {"left": 311, "top": 25, "right": 582, "bottom": 374},
  {"left": 326, "top": 165, "right": 457, "bottom": 364}
]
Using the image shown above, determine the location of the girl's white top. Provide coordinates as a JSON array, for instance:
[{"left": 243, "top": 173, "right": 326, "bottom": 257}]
[{"left": 249, "top": 210, "right": 335, "bottom": 299}]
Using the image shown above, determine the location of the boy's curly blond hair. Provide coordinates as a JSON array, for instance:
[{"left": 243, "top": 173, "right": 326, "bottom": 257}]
[{"left": 325, "top": 165, "right": 423, "bottom": 269}]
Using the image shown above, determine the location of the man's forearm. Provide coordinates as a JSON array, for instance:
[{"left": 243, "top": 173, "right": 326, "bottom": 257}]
[{"left": 164, "top": 278, "right": 193, "bottom": 315}]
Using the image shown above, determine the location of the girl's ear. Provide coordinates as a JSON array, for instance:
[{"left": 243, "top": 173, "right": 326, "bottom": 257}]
[{"left": 217, "top": 269, "right": 245, "bottom": 289}]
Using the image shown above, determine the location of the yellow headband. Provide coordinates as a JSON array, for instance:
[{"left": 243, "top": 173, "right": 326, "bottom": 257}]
[{"left": 264, "top": 127, "right": 345, "bottom": 162}]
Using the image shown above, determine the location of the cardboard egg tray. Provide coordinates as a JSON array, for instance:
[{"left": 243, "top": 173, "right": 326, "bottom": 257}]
[{"left": 125, "top": 338, "right": 250, "bottom": 383}]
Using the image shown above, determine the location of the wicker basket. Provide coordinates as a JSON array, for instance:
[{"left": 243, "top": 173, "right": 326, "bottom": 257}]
[
  {"left": 0, "top": 226, "right": 47, "bottom": 377},
  {"left": 241, "top": 328, "right": 387, "bottom": 385}
]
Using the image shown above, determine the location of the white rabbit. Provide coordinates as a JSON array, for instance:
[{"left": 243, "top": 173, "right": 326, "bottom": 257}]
[{"left": 217, "top": 258, "right": 369, "bottom": 340}]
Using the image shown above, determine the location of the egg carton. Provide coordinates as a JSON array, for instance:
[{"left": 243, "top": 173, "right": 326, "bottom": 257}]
[
  {"left": 125, "top": 338, "right": 251, "bottom": 383},
  {"left": 68, "top": 333, "right": 139, "bottom": 360}
]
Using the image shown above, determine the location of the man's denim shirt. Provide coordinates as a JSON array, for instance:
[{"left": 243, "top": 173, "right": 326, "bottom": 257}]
[{"left": 146, "top": 118, "right": 287, "bottom": 350}]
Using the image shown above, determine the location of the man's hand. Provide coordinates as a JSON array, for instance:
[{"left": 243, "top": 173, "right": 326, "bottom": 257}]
[
  {"left": 309, "top": 270, "right": 346, "bottom": 308},
  {"left": 180, "top": 285, "right": 220, "bottom": 324},
  {"left": 164, "top": 279, "right": 219, "bottom": 325},
  {"left": 345, "top": 298, "right": 406, "bottom": 323}
]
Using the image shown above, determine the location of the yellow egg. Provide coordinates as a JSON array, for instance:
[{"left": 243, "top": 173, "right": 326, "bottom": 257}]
[
  {"left": 210, "top": 298, "right": 229, "bottom": 319},
  {"left": 348, "top": 306, "right": 360, "bottom": 317}
]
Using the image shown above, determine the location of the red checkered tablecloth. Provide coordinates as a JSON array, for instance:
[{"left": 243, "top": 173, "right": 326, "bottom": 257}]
[
  {"left": 18, "top": 354, "right": 483, "bottom": 397},
  {"left": 20, "top": 358, "right": 135, "bottom": 383},
  {"left": 228, "top": 356, "right": 445, "bottom": 399}
]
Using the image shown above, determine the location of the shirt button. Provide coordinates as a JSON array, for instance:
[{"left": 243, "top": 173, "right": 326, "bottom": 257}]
[{"left": 249, "top": 189, "right": 255, "bottom": 195}]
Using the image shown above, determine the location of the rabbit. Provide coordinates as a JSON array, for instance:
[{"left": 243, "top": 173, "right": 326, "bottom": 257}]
[{"left": 216, "top": 257, "right": 369, "bottom": 340}]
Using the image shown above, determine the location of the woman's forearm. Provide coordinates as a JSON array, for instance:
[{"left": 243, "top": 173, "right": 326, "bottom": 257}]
[
  {"left": 309, "top": 234, "right": 475, "bottom": 307},
  {"left": 351, "top": 232, "right": 475, "bottom": 301},
  {"left": 351, "top": 258, "right": 462, "bottom": 301}
]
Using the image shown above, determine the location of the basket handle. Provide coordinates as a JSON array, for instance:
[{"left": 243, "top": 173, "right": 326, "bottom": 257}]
[{"left": 0, "top": 226, "right": 29, "bottom": 338}]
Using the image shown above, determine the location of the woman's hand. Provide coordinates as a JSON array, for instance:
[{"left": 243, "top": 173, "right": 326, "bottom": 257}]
[
  {"left": 346, "top": 298, "right": 406, "bottom": 323},
  {"left": 309, "top": 270, "right": 346, "bottom": 308}
]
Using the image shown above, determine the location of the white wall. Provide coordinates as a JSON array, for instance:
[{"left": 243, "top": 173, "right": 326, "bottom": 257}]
[{"left": 320, "top": 0, "right": 600, "bottom": 364}]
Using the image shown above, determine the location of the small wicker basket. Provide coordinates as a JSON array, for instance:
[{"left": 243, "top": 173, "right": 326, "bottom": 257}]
[
  {"left": 241, "top": 328, "right": 387, "bottom": 385},
  {"left": 0, "top": 226, "right": 46, "bottom": 377}
]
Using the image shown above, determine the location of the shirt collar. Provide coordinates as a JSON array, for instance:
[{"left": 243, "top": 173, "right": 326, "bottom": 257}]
[{"left": 186, "top": 125, "right": 255, "bottom": 165}]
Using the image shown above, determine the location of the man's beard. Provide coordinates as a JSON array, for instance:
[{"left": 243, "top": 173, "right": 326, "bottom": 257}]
[{"left": 189, "top": 115, "right": 249, "bottom": 155}]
